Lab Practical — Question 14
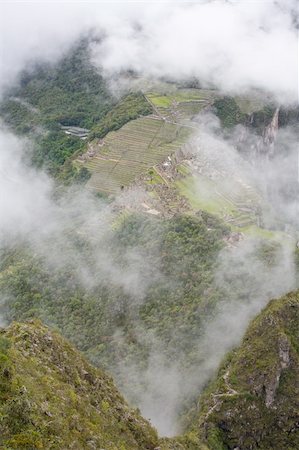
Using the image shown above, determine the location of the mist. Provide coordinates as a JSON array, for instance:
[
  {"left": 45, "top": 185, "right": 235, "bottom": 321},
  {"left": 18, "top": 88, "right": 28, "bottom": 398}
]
[
  {"left": 0, "top": 1, "right": 298, "bottom": 103},
  {"left": 0, "top": 109, "right": 298, "bottom": 437},
  {"left": 108, "top": 114, "right": 298, "bottom": 435},
  {"left": 0, "top": 0, "right": 298, "bottom": 439},
  {"left": 0, "top": 124, "right": 162, "bottom": 299}
]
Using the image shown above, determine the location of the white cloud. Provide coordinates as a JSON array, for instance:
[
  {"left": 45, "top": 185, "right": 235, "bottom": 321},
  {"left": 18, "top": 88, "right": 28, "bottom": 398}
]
[
  {"left": 0, "top": 1, "right": 297, "bottom": 103},
  {"left": 0, "top": 129, "right": 54, "bottom": 240},
  {"left": 0, "top": 0, "right": 298, "bottom": 436},
  {"left": 91, "top": 0, "right": 298, "bottom": 104}
]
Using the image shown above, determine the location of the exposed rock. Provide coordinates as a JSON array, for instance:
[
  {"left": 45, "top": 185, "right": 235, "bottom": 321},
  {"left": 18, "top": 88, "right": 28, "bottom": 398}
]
[
  {"left": 263, "top": 107, "right": 280, "bottom": 157},
  {"left": 192, "top": 291, "right": 299, "bottom": 450}
]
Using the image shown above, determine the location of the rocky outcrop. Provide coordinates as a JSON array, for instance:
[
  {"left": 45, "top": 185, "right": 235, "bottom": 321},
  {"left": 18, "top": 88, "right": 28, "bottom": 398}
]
[
  {"left": 194, "top": 291, "right": 299, "bottom": 450},
  {"left": 237, "top": 106, "right": 281, "bottom": 161},
  {"left": 265, "top": 334, "right": 290, "bottom": 408},
  {"left": 262, "top": 107, "right": 280, "bottom": 157}
]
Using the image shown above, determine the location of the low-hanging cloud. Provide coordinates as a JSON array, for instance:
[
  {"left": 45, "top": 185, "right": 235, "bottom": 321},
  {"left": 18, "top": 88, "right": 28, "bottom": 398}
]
[
  {"left": 0, "top": 0, "right": 298, "bottom": 438},
  {"left": 0, "top": 115, "right": 298, "bottom": 438},
  {"left": 110, "top": 113, "right": 299, "bottom": 436},
  {"left": 0, "top": 1, "right": 298, "bottom": 103},
  {"left": 0, "top": 124, "right": 162, "bottom": 300},
  {"left": 0, "top": 129, "right": 54, "bottom": 240},
  {"left": 93, "top": 0, "right": 298, "bottom": 104}
]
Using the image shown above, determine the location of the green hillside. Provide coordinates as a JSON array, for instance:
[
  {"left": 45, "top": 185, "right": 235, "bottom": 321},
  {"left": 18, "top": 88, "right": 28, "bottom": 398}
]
[
  {"left": 78, "top": 117, "right": 192, "bottom": 193},
  {"left": 0, "top": 37, "right": 115, "bottom": 176},
  {"left": 145, "top": 88, "right": 216, "bottom": 122},
  {"left": 0, "top": 33, "right": 298, "bottom": 450},
  {"left": 191, "top": 291, "right": 299, "bottom": 450},
  {"left": 0, "top": 320, "right": 158, "bottom": 449},
  {"left": 0, "top": 213, "right": 228, "bottom": 391},
  {"left": 1, "top": 291, "right": 297, "bottom": 450}
]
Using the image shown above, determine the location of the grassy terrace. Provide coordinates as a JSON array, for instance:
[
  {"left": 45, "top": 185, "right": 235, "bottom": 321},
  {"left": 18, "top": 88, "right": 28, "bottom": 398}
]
[
  {"left": 145, "top": 88, "right": 217, "bottom": 121},
  {"left": 176, "top": 172, "right": 263, "bottom": 231},
  {"left": 77, "top": 116, "right": 193, "bottom": 194}
]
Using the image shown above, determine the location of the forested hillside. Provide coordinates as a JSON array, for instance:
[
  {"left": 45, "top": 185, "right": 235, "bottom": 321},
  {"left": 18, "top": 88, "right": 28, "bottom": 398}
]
[
  {"left": 0, "top": 213, "right": 227, "bottom": 407},
  {"left": 0, "top": 9, "right": 298, "bottom": 449},
  {"left": 1, "top": 291, "right": 297, "bottom": 450},
  {"left": 0, "top": 38, "right": 152, "bottom": 179},
  {"left": 192, "top": 290, "right": 299, "bottom": 450}
]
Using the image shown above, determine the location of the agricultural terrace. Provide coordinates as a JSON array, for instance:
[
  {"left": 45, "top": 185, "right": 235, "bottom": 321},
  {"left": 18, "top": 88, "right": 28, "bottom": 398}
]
[
  {"left": 77, "top": 116, "right": 193, "bottom": 194},
  {"left": 176, "top": 163, "right": 264, "bottom": 231},
  {"left": 145, "top": 88, "right": 217, "bottom": 121}
]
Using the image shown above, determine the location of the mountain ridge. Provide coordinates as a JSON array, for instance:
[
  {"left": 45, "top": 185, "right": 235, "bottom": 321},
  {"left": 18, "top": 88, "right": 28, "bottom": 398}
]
[{"left": 1, "top": 290, "right": 298, "bottom": 449}]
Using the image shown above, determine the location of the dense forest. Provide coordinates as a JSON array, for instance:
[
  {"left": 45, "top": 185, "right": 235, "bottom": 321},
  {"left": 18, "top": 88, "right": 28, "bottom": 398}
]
[{"left": 0, "top": 38, "right": 151, "bottom": 179}]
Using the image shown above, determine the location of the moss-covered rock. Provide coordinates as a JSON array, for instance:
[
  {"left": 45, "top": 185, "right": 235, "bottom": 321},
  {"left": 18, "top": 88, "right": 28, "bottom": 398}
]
[
  {"left": 195, "top": 291, "right": 299, "bottom": 450},
  {"left": 0, "top": 320, "right": 158, "bottom": 449}
]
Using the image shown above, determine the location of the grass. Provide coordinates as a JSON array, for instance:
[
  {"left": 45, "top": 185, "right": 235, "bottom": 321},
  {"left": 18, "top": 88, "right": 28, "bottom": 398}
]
[
  {"left": 111, "top": 209, "right": 133, "bottom": 231},
  {"left": 147, "top": 89, "right": 216, "bottom": 107},
  {"left": 177, "top": 163, "right": 191, "bottom": 176},
  {"left": 176, "top": 175, "right": 236, "bottom": 217},
  {"left": 147, "top": 95, "right": 172, "bottom": 108},
  {"left": 78, "top": 117, "right": 193, "bottom": 194},
  {"left": 176, "top": 174, "right": 265, "bottom": 231},
  {"left": 238, "top": 225, "right": 295, "bottom": 244},
  {"left": 146, "top": 168, "right": 166, "bottom": 185},
  {"left": 145, "top": 89, "right": 216, "bottom": 123},
  {"left": 0, "top": 321, "right": 158, "bottom": 449}
]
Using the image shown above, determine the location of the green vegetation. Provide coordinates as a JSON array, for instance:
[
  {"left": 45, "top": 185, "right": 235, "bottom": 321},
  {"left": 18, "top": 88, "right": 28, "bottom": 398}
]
[
  {"left": 213, "top": 97, "right": 246, "bottom": 128},
  {"left": 147, "top": 89, "right": 215, "bottom": 107},
  {"left": 81, "top": 117, "right": 192, "bottom": 193},
  {"left": 0, "top": 38, "right": 115, "bottom": 176},
  {"left": 235, "top": 94, "right": 269, "bottom": 115},
  {"left": 249, "top": 105, "right": 276, "bottom": 133},
  {"left": 193, "top": 291, "right": 299, "bottom": 450},
  {"left": 1, "top": 38, "right": 113, "bottom": 130},
  {"left": 2, "top": 290, "right": 297, "bottom": 449},
  {"left": 90, "top": 92, "right": 153, "bottom": 139},
  {"left": 0, "top": 320, "right": 158, "bottom": 449},
  {"left": 33, "top": 127, "right": 86, "bottom": 176},
  {"left": 0, "top": 213, "right": 228, "bottom": 410},
  {"left": 176, "top": 174, "right": 261, "bottom": 231},
  {"left": 1, "top": 205, "right": 293, "bottom": 435},
  {"left": 146, "top": 88, "right": 215, "bottom": 121},
  {"left": 176, "top": 176, "right": 235, "bottom": 216},
  {"left": 0, "top": 41, "right": 298, "bottom": 449}
]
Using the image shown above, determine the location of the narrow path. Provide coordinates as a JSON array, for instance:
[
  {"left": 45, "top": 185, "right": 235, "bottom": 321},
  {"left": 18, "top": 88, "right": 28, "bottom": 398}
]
[
  {"left": 204, "top": 368, "right": 239, "bottom": 420},
  {"left": 154, "top": 166, "right": 169, "bottom": 186},
  {"left": 143, "top": 93, "right": 163, "bottom": 118}
]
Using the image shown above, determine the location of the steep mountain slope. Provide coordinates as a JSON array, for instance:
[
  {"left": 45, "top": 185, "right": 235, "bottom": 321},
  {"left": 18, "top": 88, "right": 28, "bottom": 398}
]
[
  {"left": 0, "top": 37, "right": 115, "bottom": 176},
  {"left": 184, "top": 290, "right": 299, "bottom": 450},
  {"left": 0, "top": 37, "right": 298, "bottom": 446},
  {"left": 0, "top": 320, "right": 158, "bottom": 449},
  {"left": 1, "top": 291, "right": 298, "bottom": 450},
  {"left": 0, "top": 213, "right": 228, "bottom": 419}
]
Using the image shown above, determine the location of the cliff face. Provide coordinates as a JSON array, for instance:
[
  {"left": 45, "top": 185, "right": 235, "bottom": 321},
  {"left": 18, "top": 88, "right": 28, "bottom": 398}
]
[
  {"left": 262, "top": 107, "right": 279, "bottom": 157},
  {"left": 0, "top": 321, "right": 158, "bottom": 450},
  {"left": 236, "top": 106, "right": 281, "bottom": 161},
  {"left": 196, "top": 291, "right": 299, "bottom": 450}
]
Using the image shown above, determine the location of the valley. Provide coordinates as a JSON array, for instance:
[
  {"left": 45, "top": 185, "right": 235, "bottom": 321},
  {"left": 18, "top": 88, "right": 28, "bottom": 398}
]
[{"left": 0, "top": 26, "right": 298, "bottom": 450}]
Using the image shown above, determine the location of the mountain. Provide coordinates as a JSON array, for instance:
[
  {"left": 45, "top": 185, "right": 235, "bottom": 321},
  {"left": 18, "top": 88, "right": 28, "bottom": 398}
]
[
  {"left": 1, "top": 290, "right": 298, "bottom": 449},
  {"left": 182, "top": 290, "right": 299, "bottom": 450},
  {"left": 0, "top": 35, "right": 298, "bottom": 448},
  {"left": 0, "top": 320, "right": 158, "bottom": 449}
]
